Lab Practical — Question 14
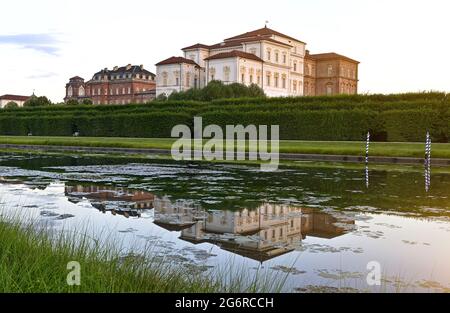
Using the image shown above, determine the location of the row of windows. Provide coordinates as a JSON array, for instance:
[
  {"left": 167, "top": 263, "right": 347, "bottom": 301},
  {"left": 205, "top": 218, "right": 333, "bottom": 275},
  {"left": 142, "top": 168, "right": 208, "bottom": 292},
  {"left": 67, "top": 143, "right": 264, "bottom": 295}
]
[
  {"left": 93, "top": 99, "right": 148, "bottom": 105},
  {"left": 91, "top": 87, "right": 149, "bottom": 96},
  {"left": 266, "top": 49, "right": 288, "bottom": 64},
  {"left": 161, "top": 74, "right": 199, "bottom": 88},
  {"left": 94, "top": 74, "right": 153, "bottom": 81},
  {"left": 340, "top": 66, "right": 356, "bottom": 79}
]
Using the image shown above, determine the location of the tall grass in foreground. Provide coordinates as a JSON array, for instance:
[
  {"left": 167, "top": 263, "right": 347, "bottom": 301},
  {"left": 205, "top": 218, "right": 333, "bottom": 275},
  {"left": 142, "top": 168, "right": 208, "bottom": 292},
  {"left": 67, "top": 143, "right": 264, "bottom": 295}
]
[{"left": 0, "top": 218, "right": 288, "bottom": 293}]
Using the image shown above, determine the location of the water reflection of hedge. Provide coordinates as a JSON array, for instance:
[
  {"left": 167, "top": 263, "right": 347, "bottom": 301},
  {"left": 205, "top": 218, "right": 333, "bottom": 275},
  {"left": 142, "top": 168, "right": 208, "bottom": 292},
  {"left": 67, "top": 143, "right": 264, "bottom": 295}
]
[{"left": 0, "top": 92, "right": 448, "bottom": 142}]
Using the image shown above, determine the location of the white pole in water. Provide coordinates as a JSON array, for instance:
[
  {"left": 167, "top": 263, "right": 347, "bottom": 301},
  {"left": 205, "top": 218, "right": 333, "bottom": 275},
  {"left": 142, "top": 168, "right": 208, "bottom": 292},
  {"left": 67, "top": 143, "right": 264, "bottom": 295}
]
[
  {"left": 365, "top": 132, "right": 370, "bottom": 165},
  {"left": 425, "top": 131, "right": 431, "bottom": 192},
  {"left": 365, "top": 132, "right": 370, "bottom": 188}
]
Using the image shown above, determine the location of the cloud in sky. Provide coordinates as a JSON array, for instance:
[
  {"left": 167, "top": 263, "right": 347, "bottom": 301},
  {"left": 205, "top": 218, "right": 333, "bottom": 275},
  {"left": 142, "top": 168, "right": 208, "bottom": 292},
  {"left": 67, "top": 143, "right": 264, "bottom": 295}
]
[
  {"left": 0, "top": 33, "right": 60, "bottom": 55},
  {"left": 26, "top": 72, "right": 58, "bottom": 79}
]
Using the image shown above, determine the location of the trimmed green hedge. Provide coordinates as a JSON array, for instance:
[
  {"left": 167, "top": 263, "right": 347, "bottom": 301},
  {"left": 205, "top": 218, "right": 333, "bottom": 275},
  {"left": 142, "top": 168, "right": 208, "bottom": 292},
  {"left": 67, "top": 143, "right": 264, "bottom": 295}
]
[
  {"left": 0, "top": 92, "right": 448, "bottom": 142},
  {"left": 0, "top": 113, "right": 192, "bottom": 138}
]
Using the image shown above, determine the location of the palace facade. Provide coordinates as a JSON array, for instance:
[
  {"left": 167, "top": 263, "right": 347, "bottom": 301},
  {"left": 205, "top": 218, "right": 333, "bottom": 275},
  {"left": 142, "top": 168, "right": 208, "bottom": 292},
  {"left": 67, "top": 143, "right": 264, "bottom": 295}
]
[
  {"left": 155, "top": 26, "right": 359, "bottom": 97},
  {"left": 0, "top": 94, "right": 30, "bottom": 108},
  {"left": 64, "top": 64, "right": 156, "bottom": 104}
]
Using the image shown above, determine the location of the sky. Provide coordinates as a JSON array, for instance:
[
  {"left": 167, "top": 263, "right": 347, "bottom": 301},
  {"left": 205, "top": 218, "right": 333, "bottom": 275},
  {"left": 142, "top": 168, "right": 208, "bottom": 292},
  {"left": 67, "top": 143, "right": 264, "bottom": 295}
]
[{"left": 0, "top": 0, "right": 449, "bottom": 102}]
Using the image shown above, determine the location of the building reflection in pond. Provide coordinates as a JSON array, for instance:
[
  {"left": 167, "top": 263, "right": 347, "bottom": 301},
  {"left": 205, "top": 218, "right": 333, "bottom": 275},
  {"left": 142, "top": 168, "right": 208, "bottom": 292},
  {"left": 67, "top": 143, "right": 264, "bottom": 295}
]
[
  {"left": 65, "top": 184, "right": 354, "bottom": 262},
  {"left": 65, "top": 184, "right": 154, "bottom": 218},
  {"left": 178, "top": 204, "right": 352, "bottom": 262}
]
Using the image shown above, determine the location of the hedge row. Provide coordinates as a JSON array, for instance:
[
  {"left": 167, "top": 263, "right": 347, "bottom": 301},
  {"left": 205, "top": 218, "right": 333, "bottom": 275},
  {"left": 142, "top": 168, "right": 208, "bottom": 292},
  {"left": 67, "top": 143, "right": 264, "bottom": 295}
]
[
  {"left": 0, "top": 93, "right": 448, "bottom": 142},
  {"left": 0, "top": 109, "right": 448, "bottom": 142},
  {"left": 0, "top": 112, "right": 191, "bottom": 138}
]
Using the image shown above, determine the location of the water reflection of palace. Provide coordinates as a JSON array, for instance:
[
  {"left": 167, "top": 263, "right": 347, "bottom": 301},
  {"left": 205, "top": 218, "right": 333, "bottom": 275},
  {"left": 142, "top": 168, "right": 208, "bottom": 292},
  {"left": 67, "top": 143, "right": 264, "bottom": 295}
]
[
  {"left": 177, "top": 204, "right": 352, "bottom": 262},
  {"left": 64, "top": 184, "right": 353, "bottom": 262},
  {"left": 65, "top": 185, "right": 154, "bottom": 218}
]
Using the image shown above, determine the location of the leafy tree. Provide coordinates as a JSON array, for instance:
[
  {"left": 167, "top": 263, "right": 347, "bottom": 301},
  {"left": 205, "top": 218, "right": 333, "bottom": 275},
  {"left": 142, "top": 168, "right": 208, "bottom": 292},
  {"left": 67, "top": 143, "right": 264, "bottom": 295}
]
[
  {"left": 155, "top": 93, "right": 168, "bottom": 101},
  {"left": 24, "top": 95, "right": 52, "bottom": 107},
  {"left": 66, "top": 99, "right": 79, "bottom": 106},
  {"left": 81, "top": 99, "right": 93, "bottom": 105},
  {"left": 4, "top": 101, "right": 19, "bottom": 109},
  {"left": 168, "top": 80, "right": 266, "bottom": 101}
]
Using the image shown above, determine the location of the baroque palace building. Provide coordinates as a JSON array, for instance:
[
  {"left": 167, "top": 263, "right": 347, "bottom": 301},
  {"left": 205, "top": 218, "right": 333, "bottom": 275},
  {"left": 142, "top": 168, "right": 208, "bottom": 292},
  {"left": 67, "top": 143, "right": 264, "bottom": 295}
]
[
  {"left": 155, "top": 26, "right": 359, "bottom": 97},
  {"left": 65, "top": 64, "right": 156, "bottom": 104}
]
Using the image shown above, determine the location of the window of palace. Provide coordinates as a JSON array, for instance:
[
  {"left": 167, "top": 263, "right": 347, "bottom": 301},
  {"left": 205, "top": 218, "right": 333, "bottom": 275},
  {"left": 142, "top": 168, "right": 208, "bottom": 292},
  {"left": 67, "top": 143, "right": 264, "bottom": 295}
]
[
  {"left": 250, "top": 74, "right": 253, "bottom": 84},
  {"left": 223, "top": 66, "right": 230, "bottom": 81},
  {"left": 327, "top": 65, "right": 333, "bottom": 77},
  {"left": 282, "top": 77, "right": 286, "bottom": 89},
  {"left": 275, "top": 51, "right": 279, "bottom": 63},
  {"left": 266, "top": 49, "right": 271, "bottom": 61},
  {"left": 293, "top": 62, "right": 297, "bottom": 72},
  {"left": 274, "top": 75, "right": 279, "bottom": 88},
  {"left": 67, "top": 86, "right": 73, "bottom": 97},
  {"left": 257, "top": 75, "right": 261, "bottom": 85},
  {"left": 293, "top": 81, "right": 297, "bottom": 92},
  {"left": 283, "top": 54, "right": 286, "bottom": 64},
  {"left": 326, "top": 83, "right": 333, "bottom": 95}
]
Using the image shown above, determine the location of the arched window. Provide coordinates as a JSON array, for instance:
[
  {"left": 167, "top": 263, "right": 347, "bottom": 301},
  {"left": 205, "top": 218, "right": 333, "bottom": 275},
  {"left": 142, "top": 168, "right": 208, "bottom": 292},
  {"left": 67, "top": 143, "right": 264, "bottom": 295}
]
[
  {"left": 67, "top": 86, "right": 73, "bottom": 97},
  {"left": 327, "top": 64, "right": 333, "bottom": 77},
  {"left": 79, "top": 86, "right": 85, "bottom": 96}
]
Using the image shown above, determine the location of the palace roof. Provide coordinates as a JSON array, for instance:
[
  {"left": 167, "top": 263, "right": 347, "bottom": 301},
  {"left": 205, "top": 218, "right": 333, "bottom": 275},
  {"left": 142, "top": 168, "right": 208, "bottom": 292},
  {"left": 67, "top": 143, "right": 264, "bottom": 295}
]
[
  {"left": 94, "top": 65, "right": 155, "bottom": 77},
  {"left": 155, "top": 56, "right": 201, "bottom": 67},
  {"left": 0, "top": 94, "right": 30, "bottom": 101},
  {"left": 224, "top": 26, "right": 306, "bottom": 44},
  {"left": 204, "top": 50, "right": 263, "bottom": 62},
  {"left": 307, "top": 52, "right": 359, "bottom": 64}
]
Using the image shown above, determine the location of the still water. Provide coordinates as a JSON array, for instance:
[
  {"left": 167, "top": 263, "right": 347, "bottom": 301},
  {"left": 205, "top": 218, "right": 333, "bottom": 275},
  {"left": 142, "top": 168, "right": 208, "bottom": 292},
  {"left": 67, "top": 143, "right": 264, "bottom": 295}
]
[{"left": 0, "top": 153, "right": 449, "bottom": 292}]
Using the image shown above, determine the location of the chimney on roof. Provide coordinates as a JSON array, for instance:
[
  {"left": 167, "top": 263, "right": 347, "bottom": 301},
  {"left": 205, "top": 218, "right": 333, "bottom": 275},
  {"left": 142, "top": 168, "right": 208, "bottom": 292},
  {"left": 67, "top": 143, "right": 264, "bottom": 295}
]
[
  {"left": 113, "top": 66, "right": 118, "bottom": 71},
  {"left": 126, "top": 64, "right": 132, "bottom": 70},
  {"left": 140, "top": 64, "right": 144, "bottom": 70},
  {"left": 306, "top": 50, "right": 310, "bottom": 55}
]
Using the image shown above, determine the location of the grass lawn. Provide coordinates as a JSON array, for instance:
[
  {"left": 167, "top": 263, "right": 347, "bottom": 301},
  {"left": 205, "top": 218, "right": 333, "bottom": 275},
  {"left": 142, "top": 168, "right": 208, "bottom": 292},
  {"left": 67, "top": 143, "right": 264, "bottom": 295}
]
[
  {"left": 0, "top": 136, "right": 449, "bottom": 158},
  {"left": 0, "top": 219, "right": 282, "bottom": 292}
]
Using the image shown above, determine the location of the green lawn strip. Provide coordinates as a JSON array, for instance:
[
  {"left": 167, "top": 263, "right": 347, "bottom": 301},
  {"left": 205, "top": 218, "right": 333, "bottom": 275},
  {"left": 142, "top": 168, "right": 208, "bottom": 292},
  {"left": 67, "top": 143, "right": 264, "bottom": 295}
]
[{"left": 1, "top": 136, "right": 449, "bottom": 158}]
